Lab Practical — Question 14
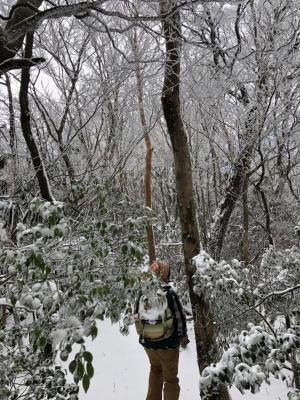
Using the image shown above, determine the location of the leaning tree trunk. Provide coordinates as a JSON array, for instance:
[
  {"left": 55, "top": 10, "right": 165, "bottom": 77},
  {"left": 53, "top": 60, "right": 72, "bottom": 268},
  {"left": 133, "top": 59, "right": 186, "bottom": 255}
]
[
  {"left": 159, "top": 1, "right": 230, "bottom": 399},
  {"left": 208, "top": 20, "right": 270, "bottom": 262},
  {"left": 208, "top": 102, "right": 260, "bottom": 262},
  {"left": 19, "top": 33, "right": 54, "bottom": 201}
]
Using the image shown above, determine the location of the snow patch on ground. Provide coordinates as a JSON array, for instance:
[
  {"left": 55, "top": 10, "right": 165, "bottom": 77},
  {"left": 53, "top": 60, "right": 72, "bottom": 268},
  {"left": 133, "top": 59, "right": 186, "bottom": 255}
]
[{"left": 67, "top": 320, "right": 290, "bottom": 399}]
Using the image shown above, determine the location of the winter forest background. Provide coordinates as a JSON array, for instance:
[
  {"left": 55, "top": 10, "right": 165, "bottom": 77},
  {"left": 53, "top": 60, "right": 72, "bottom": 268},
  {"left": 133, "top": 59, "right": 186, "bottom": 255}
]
[{"left": 0, "top": 0, "right": 300, "bottom": 399}]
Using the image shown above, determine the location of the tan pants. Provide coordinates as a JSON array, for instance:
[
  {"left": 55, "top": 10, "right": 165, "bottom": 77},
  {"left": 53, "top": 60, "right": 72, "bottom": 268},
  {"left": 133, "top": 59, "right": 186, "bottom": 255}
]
[{"left": 145, "top": 348, "right": 180, "bottom": 400}]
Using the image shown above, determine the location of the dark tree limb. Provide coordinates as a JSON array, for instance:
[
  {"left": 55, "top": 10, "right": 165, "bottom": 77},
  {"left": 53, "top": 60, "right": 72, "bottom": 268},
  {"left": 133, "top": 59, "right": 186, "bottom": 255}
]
[
  {"left": 208, "top": 146, "right": 252, "bottom": 261},
  {"left": 0, "top": 3, "right": 40, "bottom": 21},
  {"left": 19, "top": 32, "right": 54, "bottom": 201},
  {"left": 254, "top": 147, "right": 274, "bottom": 245},
  {"left": 2, "top": 0, "right": 106, "bottom": 47},
  {"left": 0, "top": 57, "right": 45, "bottom": 74}
]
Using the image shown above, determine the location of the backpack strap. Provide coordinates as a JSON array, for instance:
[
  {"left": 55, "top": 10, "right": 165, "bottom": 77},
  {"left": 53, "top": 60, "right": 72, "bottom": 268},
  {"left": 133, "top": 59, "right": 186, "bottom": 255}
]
[
  {"left": 134, "top": 292, "right": 142, "bottom": 314},
  {"left": 171, "top": 291, "right": 187, "bottom": 336},
  {"left": 165, "top": 288, "right": 175, "bottom": 319}
]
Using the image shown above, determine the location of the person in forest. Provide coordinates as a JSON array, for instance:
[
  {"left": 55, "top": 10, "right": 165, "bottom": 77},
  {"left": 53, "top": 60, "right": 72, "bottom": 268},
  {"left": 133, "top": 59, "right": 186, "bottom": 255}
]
[{"left": 134, "top": 260, "right": 189, "bottom": 400}]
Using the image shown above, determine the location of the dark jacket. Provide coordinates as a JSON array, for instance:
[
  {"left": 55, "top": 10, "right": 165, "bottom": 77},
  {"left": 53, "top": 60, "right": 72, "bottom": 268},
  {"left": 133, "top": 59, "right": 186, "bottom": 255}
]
[{"left": 135, "top": 284, "right": 187, "bottom": 350}]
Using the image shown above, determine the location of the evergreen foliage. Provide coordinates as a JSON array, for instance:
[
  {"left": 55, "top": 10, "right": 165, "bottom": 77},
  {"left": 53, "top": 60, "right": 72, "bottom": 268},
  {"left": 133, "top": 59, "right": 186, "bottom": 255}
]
[{"left": 0, "top": 188, "right": 147, "bottom": 399}]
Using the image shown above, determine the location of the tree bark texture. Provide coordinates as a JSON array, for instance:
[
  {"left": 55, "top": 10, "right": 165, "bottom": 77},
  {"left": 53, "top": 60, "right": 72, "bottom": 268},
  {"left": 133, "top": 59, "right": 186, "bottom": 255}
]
[
  {"left": 159, "top": 4, "right": 231, "bottom": 399},
  {"left": 19, "top": 33, "right": 54, "bottom": 201}
]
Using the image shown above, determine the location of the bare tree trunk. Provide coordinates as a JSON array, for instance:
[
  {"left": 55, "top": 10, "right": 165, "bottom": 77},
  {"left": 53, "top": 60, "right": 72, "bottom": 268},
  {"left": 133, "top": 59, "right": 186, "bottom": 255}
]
[
  {"left": 210, "top": 140, "right": 220, "bottom": 208},
  {"left": 19, "top": 33, "right": 54, "bottom": 201},
  {"left": 5, "top": 73, "right": 18, "bottom": 194},
  {"left": 200, "top": 187, "right": 208, "bottom": 248},
  {"left": 132, "top": 29, "right": 156, "bottom": 264},
  {"left": 159, "top": 2, "right": 230, "bottom": 398},
  {"left": 159, "top": 174, "right": 170, "bottom": 225},
  {"left": 242, "top": 173, "right": 249, "bottom": 264},
  {"left": 208, "top": 104, "right": 258, "bottom": 262},
  {"left": 56, "top": 90, "right": 77, "bottom": 184},
  {"left": 255, "top": 147, "right": 274, "bottom": 245},
  {"left": 5, "top": 74, "right": 17, "bottom": 161},
  {"left": 58, "top": 142, "right": 75, "bottom": 185}
]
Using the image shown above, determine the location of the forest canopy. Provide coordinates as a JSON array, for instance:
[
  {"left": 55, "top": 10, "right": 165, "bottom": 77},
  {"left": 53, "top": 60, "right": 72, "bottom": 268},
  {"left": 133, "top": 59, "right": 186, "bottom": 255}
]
[{"left": 0, "top": 0, "right": 299, "bottom": 399}]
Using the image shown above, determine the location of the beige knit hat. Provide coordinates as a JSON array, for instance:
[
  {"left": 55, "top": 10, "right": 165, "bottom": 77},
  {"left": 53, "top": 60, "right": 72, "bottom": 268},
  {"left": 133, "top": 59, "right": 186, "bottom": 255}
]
[{"left": 150, "top": 260, "right": 170, "bottom": 282}]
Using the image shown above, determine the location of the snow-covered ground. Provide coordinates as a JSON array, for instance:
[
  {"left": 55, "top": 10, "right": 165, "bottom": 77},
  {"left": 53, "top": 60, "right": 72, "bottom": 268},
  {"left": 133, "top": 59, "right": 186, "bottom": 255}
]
[{"left": 74, "top": 319, "right": 290, "bottom": 400}]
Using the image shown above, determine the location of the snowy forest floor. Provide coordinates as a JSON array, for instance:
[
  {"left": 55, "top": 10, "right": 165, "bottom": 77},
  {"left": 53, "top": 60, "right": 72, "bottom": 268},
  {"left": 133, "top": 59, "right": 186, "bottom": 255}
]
[{"left": 65, "top": 319, "right": 291, "bottom": 400}]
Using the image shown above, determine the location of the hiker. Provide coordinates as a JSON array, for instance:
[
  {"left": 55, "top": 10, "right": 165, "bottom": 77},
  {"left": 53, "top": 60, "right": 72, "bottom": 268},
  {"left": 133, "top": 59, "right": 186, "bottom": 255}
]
[{"left": 134, "top": 260, "right": 189, "bottom": 400}]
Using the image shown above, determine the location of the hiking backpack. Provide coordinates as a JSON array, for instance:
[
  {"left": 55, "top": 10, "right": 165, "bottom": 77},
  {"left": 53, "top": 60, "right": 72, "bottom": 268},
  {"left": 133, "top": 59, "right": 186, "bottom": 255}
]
[{"left": 135, "top": 287, "right": 175, "bottom": 341}]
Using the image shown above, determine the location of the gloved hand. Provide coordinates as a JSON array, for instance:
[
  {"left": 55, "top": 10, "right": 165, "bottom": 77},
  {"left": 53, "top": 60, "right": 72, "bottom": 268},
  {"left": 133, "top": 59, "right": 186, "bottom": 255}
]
[{"left": 180, "top": 334, "right": 190, "bottom": 348}]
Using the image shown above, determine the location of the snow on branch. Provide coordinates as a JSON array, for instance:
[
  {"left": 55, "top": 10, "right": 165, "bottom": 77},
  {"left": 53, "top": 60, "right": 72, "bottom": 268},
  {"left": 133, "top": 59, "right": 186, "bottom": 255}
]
[
  {"left": 2, "top": 0, "right": 246, "bottom": 46},
  {"left": 199, "top": 324, "right": 300, "bottom": 399},
  {"left": 0, "top": 193, "right": 148, "bottom": 398},
  {"left": 192, "top": 250, "right": 241, "bottom": 298},
  {"left": 192, "top": 247, "right": 300, "bottom": 304},
  {"left": 2, "top": 0, "right": 109, "bottom": 45},
  {"left": 232, "top": 284, "right": 300, "bottom": 320},
  {"left": 193, "top": 244, "right": 300, "bottom": 398}
]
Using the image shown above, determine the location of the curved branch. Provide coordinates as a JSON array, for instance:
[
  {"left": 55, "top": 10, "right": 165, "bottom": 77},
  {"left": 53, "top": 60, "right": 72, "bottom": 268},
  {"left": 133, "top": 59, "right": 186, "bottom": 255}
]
[
  {"left": 226, "top": 284, "right": 300, "bottom": 324},
  {"left": 0, "top": 3, "right": 39, "bottom": 21},
  {"left": 2, "top": 1, "right": 108, "bottom": 45},
  {"left": 0, "top": 57, "right": 45, "bottom": 74},
  {"left": 2, "top": 0, "right": 246, "bottom": 47}
]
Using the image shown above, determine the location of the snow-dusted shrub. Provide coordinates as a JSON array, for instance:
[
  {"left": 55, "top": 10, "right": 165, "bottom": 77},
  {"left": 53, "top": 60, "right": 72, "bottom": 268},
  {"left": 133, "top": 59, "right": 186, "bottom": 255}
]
[
  {"left": 193, "top": 246, "right": 300, "bottom": 303},
  {"left": 194, "top": 246, "right": 300, "bottom": 398},
  {"left": 193, "top": 246, "right": 300, "bottom": 338},
  {"left": 193, "top": 251, "right": 241, "bottom": 298},
  {"left": 199, "top": 324, "right": 300, "bottom": 399},
  {"left": 0, "top": 189, "right": 148, "bottom": 399}
]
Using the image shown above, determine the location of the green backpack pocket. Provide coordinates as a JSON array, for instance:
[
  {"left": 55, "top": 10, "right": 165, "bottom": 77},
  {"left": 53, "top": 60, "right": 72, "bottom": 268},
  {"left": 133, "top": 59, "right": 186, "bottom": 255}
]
[{"left": 139, "top": 316, "right": 174, "bottom": 341}]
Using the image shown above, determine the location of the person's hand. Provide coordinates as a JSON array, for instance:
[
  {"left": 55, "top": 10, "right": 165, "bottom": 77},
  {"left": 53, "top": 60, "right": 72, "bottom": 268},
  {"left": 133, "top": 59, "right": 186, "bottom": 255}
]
[{"left": 180, "top": 334, "right": 190, "bottom": 348}]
